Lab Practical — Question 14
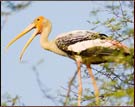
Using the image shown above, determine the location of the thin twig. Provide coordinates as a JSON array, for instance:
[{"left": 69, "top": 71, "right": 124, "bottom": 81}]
[
  {"left": 60, "top": 86, "right": 78, "bottom": 97},
  {"left": 63, "top": 71, "right": 78, "bottom": 106},
  {"left": 32, "top": 59, "right": 58, "bottom": 105}
]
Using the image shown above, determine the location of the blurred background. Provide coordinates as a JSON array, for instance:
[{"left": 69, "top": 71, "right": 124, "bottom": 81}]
[{"left": 1, "top": 1, "right": 134, "bottom": 106}]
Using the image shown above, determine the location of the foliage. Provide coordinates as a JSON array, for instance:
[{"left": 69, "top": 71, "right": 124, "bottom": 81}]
[
  {"left": 1, "top": 93, "right": 24, "bottom": 106},
  {"left": 1, "top": 1, "right": 32, "bottom": 106},
  {"left": 61, "top": 1, "right": 134, "bottom": 106},
  {"left": 1, "top": 1, "right": 31, "bottom": 29},
  {"left": 1, "top": 1, "right": 31, "bottom": 15},
  {"left": 1, "top": 1, "right": 134, "bottom": 106}
]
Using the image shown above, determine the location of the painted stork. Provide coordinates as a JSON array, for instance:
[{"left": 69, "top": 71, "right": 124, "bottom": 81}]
[{"left": 6, "top": 16, "right": 130, "bottom": 106}]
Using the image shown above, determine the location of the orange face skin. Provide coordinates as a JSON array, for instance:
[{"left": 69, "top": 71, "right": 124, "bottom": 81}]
[
  {"left": 33, "top": 16, "right": 44, "bottom": 34},
  {"left": 33, "top": 16, "right": 50, "bottom": 35},
  {"left": 5, "top": 16, "right": 48, "bottom": 61}
]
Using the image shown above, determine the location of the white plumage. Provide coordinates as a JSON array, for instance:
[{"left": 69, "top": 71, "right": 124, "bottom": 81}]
[
  {"left": 68, "top": 39, "right": 115, "bottom": 53},
  {"left": 6, "top": 16, "right": 130, "bottom": 106}
]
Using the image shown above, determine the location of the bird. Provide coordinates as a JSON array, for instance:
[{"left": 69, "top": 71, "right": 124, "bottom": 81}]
[{"left": 6, "top": 16, "right": 130, "bottom": 106}]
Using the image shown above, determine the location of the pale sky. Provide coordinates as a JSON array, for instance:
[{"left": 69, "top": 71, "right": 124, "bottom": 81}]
[{"left": 1, "top": 1, "right": 133, "bottom": 106}]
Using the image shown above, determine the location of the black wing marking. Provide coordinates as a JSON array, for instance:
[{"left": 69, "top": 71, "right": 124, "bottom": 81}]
[
  {"left": 55, "top": 30, "right": 109, "bottom": 53},
  {"left": 99, "top": 33, "right": 108, "bottom": 39}
]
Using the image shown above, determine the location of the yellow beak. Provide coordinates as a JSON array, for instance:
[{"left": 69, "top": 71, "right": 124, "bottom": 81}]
[{"left": 5, "top": 23, "right": 39, "bottom": 61}]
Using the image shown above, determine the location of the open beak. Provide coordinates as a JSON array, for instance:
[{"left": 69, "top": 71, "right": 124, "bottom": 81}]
[{"left": 5, "top": 23, "right": 39, "bottom": 61}]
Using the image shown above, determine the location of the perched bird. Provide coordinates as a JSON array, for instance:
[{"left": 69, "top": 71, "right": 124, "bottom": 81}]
[{"left": 6, "top": 16, "right": 130, "bottom": 106}]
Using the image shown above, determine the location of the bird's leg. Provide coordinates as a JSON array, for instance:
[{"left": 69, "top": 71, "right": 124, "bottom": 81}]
[
  {"left": 76, "top": 61, "right": 82, "bottom": 106},
  {"left": 86, "top": 64, "right": 99, "bottom": 105}
]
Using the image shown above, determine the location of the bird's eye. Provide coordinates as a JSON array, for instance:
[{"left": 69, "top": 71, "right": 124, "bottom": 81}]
[{"left": 37, "top": 18, "right": 40, "bottom": 21}]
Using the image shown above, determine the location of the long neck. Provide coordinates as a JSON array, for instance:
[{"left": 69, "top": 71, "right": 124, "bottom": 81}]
[
  {"left": 40, "top": 21, "right": 67, "bottom": 57},
  {"left": 40, "top": 20, "right": 52, "bottom": 43}
]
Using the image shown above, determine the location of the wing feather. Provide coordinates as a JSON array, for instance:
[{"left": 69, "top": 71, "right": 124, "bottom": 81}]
[{"left": 55, "top": 30, "right": 109, "bottom": 52}]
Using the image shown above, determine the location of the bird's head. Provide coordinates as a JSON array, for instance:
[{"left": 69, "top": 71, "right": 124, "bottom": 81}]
[{"left": 5, "top": 16, "right": 50, "bottom": 61}]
